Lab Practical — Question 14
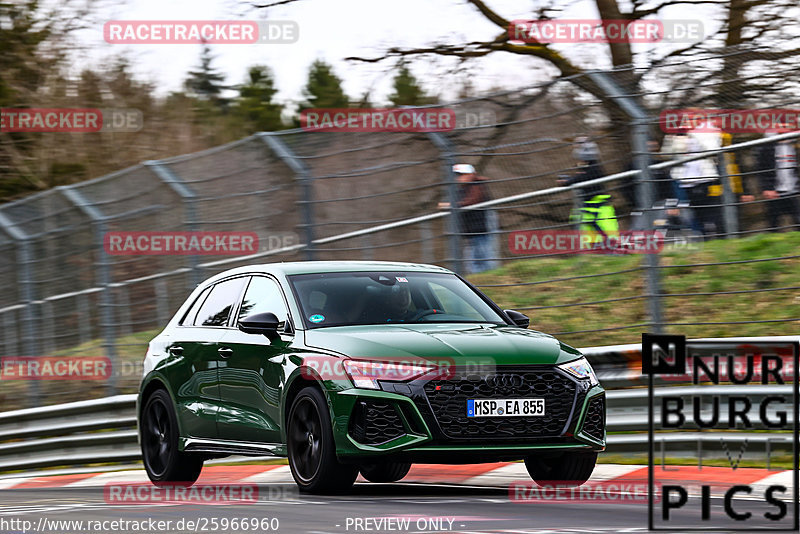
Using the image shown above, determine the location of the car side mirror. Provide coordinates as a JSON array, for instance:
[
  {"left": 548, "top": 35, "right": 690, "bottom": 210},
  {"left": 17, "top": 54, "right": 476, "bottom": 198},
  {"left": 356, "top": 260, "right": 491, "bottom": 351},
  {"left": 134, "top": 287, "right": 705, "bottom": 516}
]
[
  {"left": 238, "top": 312, "right": 281, "bottom": 340},
  {"left": 504, "top": 309, "right": 530, "bottom": 329}
]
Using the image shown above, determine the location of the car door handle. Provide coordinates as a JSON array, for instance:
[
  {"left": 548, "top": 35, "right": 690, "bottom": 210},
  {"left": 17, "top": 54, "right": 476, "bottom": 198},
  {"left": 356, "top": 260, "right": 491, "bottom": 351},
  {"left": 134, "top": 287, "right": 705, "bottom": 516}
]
[
  {"left": 218, "top": 347, "right": 233, "bottom": 358},
  {"left": 169, "top": 346, "right": 184, "bottom": 355}
]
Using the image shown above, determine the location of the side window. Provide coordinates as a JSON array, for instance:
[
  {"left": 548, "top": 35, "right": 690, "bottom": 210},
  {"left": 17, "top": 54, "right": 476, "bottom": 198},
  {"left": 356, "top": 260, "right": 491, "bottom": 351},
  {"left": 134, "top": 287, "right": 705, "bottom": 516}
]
[
  {"left": 193, "top": 277, "right": 247, "bottom": 327},
  {"left": 238, "top": 276, "right": 290, "bottom": 326},
  {"left": 180, "top": 286, "right": 211, "bottom": 325}
]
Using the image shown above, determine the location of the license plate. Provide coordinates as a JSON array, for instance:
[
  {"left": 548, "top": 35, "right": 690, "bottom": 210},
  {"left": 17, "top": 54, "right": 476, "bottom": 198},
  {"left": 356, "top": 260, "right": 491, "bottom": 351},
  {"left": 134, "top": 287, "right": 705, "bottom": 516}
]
[{"left": 466, "top": 398, "right": 545, "bottom": 418}]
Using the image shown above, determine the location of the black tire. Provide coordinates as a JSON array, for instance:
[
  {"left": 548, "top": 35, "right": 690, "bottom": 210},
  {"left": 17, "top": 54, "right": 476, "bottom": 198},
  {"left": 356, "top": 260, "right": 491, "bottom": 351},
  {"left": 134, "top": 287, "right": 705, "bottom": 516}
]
[
  {"left": 524, "top": 451, "right": 597, "bottom": 487},
  {"left": 140, "top": 389, "right": 204, "bottom": 487},
  {"left": 287, "top": 386, "right": 359, "bottom": 494},
  {"left": 359, "top": 462, "right": 412, "bottom": 483}
]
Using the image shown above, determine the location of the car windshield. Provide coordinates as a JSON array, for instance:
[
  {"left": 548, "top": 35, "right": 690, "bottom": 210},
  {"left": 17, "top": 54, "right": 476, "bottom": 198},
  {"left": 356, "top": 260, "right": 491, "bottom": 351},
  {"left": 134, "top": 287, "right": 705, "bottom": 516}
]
[{"left": 288, "top": 271, "right": 507, "bottom": 328}]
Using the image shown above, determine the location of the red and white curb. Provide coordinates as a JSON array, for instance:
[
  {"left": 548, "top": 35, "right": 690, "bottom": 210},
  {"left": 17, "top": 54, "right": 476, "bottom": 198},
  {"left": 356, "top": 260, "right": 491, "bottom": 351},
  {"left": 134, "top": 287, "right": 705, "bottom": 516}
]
[{"left": 0, "top": 463, "right": 794, "bottom": 498}]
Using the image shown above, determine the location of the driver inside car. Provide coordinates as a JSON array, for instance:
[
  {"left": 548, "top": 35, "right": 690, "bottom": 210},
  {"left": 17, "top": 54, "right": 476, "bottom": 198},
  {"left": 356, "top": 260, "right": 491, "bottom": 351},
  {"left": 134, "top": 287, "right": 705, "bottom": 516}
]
[{"left": 384, "top": 282, "right": 414, "bottom": 322}]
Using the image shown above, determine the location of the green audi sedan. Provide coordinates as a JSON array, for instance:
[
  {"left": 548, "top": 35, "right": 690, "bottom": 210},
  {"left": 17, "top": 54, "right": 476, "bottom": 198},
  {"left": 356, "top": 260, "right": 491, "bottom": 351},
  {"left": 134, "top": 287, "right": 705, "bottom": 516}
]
[{"left": 137, "top": 261, "right": 605, "bottom": 493}]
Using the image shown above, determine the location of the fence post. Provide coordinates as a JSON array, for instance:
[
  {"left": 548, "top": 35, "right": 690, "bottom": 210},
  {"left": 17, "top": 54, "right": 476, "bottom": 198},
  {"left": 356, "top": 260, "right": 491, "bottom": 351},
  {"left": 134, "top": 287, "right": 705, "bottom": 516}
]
[
  {"left": 2, "top": 310, "right": 16, "bottom": 356},
  {"left": 718, "top": 152, "right": 738, "bottom": 238},
  {"left": 145, "top": 162, "right": 202, "bottom": 289},
  {"left": 0, "top": 212, "right": 40, "bottom": 405},
  {"left": 77, "top": 292, "right": 92, "bottom": 345},
  {"left": 420, "top": 221, "right": 434, "bottom": 264},
  {"left": 116, "top": 284, "right": 132, "bottom": 336},
  {"left": 155, "top": 278, "right": 169, "bottom": 327},
  {"left": 259, "top": 133, "right": 316, "bottom": 261},
  {"left": 587, "top": 71, "right": 664, "bottom": 333},
  {"left": 427, "top": 132, "right": 464, "bottom": 274},
  {"left": 41, "top": 300, "right": 55, "bottom": 355},
  {"left": 58, "top": 187, "right": 119, "bottom": 395}
]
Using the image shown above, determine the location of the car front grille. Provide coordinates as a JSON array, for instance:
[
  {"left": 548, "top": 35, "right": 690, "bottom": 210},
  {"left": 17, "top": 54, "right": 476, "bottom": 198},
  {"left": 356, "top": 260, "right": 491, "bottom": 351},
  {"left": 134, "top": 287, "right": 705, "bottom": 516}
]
[
  {"left": 581, "top": 395, "right": 605, "bottom": 441},
  {"left": 422, "top": 367, "right": 580, "bottom": 440},
  {"left": 348, "top": 399, "right": 406, "bottom": 446}
]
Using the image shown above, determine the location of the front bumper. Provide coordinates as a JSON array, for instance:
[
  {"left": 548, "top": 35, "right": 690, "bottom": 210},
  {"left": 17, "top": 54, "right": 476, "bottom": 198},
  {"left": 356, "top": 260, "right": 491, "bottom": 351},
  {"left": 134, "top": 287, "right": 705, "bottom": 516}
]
[{"left": 330, "top": 365, "right": 606, "bottom": 462}]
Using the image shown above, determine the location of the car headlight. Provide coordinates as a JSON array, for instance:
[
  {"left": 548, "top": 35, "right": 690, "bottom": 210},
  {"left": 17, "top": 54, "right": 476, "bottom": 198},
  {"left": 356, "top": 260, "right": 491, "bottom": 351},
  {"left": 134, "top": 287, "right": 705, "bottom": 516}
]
[
  {"left": 558, "top": 357, "right": 599, "bottom": 386},
  {"left": 342, "top": 359, "right": 433, "bottom": 389}
]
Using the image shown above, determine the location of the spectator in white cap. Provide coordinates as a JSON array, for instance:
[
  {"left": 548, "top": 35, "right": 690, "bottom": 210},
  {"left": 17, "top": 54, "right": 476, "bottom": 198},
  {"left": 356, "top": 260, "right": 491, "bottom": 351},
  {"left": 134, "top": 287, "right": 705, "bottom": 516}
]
[{"left": 438, "top": 164, "right": 496, "bottom": 274}]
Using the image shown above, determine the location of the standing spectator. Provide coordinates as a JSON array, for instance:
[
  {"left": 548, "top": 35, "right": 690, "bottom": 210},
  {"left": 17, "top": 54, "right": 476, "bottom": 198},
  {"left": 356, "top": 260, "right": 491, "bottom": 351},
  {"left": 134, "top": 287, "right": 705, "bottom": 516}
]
[
  {"left": 558, "top": 137, "right": 619, "bottom": 241},
  {"left": 438, "top": 164, "right": 496, "bottom": 274},
  {"left": 649, "top": 138, "right": 691, "bottom": 234},
  {"left": 753, "top": 125, "right": 800, "bottom": 231},
  {"left": 559, "top": 137, "right": 606, "bottom": 200},
  {"left": 661, "top": 116, "right": 723, "bottom": 235},
  {"left": 649, "top": 139, "right": 681, "bottom": 204}
]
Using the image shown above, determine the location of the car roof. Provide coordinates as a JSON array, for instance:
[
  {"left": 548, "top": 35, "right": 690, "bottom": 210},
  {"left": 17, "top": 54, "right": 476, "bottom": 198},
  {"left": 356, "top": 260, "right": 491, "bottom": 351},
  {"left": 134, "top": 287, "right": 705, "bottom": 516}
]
[{"left": 207, "top": 261, "right": 453, "bottom": 282}]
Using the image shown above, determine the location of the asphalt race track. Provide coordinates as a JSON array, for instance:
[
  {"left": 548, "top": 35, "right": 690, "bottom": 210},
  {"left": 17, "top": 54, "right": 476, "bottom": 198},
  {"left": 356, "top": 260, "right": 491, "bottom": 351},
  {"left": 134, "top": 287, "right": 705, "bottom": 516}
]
[
  {"left": 0, "top": 483, "right": 652, "bottom": 534},
  {"left": 1, "top": 482, "right": 794, "bottom": 534}
]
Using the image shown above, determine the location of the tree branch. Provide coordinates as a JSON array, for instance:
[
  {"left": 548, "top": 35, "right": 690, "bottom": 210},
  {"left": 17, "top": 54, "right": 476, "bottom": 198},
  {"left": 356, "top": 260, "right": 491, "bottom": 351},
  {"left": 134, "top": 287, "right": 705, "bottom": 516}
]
[
  {"left": 464, "top": 0, "right": 509, "bottom": 30},
  {"left": 632, "top": 0, "right": 727, "bottom": 19}
]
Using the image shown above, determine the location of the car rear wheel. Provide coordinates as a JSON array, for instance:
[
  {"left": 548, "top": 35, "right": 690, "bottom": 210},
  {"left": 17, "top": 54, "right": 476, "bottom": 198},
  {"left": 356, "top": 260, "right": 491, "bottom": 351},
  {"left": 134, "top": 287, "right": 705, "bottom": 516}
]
[
  {"left": 359, "top": 462, "right": 412, "bottom": 483},
  {"left": 141, "top": 389, "right": 203, "bottom": 486},
  {"left": 524, "top": 451, "right": 597, "bottom": 487},
  {"left": 287, "top": 387, "right": 358, "bottom": 494}
]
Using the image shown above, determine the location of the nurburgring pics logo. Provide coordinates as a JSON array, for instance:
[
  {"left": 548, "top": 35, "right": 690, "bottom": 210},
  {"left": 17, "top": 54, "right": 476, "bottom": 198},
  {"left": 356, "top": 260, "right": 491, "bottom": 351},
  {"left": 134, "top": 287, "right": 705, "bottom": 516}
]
[
  {"left": 0, "top": 108, "right": 142, "bottom": 132},
  {"left": 643, "top": 334, "right": 799, "bottom": 531},
  {"left": 509, "top": 19, "right": 703, "bottom": 44},
  {"left": 299, "top": 108, "right": 456, "bottom": 132},
  {"left": 509, "top": 230, "right": 665, "bottom": 255},
  {"left": 104, "top": 231, "right": 259, "bottom": 256},
  {"left": 660, "top": 109, "right": 800, "bottom": 133},
  {"left": 104, "top": 20, "right": 298, "bottom": 44},
  {"left": 0, "top": 357, "right": 112, "bottom": 380}
]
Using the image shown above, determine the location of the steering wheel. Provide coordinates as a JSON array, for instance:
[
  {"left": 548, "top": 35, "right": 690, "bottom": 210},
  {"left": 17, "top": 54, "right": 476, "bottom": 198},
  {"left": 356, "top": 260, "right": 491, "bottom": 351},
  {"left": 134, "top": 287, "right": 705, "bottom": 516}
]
[{"left": 409, "top": 308, "right": 439, "bottom": 321}]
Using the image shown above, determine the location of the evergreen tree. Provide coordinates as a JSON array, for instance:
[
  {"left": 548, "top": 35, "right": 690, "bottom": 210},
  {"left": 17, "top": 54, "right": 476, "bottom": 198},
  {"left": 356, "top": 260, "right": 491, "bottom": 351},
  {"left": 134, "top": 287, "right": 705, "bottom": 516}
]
[
  {"left": 0, "top": 0, "right": 58, "bottom": 198},
  {"left": 235, "top": 65, "right": 284, "bottom": 132},
  {"left": 184, "top": 44, "right": 228, "bottom": 108},
  {"left": 298, "top": 59, "right": 349, "bottom": 111},
  {"left": 388, "top": 63, "right": 428, "bottom": 106}
]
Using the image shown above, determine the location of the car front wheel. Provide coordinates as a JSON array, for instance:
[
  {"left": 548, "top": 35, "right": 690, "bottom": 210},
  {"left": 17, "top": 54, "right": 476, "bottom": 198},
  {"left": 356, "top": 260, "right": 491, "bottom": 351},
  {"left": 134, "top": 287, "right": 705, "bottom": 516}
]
[
  {"left": 524, "top": 450, "right": 597, "bottom": 487},
  {"left": 141, "top": 389, "right": 203, "bottom": 486},
  {"left": 359, "top": 462, "right": 412, "bottom": 483},
  {"left": 287, "top": 386, "right": 358, "bottom": 494}
]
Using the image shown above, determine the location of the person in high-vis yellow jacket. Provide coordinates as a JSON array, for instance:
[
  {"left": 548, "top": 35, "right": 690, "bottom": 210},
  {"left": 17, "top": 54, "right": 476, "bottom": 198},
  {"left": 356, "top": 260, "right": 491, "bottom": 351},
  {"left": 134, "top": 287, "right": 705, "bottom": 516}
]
[{"left": 559, "top": 137, "right": 620, "bottom": 250}]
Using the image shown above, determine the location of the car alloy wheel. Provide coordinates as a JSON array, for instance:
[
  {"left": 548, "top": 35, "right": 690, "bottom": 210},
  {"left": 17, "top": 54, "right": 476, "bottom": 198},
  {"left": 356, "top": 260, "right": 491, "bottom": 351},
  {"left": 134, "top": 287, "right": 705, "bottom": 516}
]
[
  {"left": 141, "top": 389, "right": 203, "bottom": 486},
  {"left": 287, "top": 387, "right": 358, "bottom": 493}
]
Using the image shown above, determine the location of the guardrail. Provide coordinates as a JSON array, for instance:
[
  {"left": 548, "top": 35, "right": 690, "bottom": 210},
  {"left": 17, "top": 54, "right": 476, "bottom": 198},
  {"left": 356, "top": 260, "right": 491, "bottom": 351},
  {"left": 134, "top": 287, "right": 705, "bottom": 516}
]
[
  {"left": 0, "top": 339, "right": 795, "bottom": 475},
  {"left": 0, "top": 395, "right": 138, "bottom": 472}
]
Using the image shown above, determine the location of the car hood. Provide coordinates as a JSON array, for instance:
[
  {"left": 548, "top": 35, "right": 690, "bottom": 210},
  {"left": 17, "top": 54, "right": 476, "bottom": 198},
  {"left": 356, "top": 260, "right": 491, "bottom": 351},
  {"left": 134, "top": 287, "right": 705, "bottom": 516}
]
[{"left": 303, "top": 323, "right": 577, "bottom": 366}]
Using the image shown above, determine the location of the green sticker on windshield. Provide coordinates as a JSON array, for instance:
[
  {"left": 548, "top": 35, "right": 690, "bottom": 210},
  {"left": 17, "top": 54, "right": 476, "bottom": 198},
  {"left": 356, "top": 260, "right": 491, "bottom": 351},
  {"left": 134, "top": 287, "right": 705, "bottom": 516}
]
[{"left": 309, "top": 314, "right": 325, "bottom": 323}]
